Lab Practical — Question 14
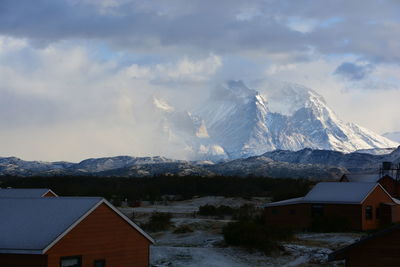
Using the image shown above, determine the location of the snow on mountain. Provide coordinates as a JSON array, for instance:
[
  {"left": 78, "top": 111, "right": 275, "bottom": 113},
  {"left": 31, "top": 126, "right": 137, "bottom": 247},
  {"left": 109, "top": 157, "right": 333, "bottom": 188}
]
[
  {"left": 383, "top": 131, "right": 400, "bottom": 143},
  {"left": 196, "top": 81, "right": 398, "bottom": 158},
  {"left": 197, "top": 81, "right": 275, "bottom": 158}
]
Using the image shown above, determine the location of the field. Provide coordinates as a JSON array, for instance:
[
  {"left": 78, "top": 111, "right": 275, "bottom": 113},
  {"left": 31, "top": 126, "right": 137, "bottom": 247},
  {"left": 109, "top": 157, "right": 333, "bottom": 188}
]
[{"left": 119, "top": 196, "right": 363, "bottom": 267}]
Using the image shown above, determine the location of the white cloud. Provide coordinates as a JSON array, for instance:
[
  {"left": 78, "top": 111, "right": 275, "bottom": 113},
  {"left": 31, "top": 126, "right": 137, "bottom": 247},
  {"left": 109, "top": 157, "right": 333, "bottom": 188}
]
[{"left": 0, "top": 37, "right": 223, "bottom": 160}]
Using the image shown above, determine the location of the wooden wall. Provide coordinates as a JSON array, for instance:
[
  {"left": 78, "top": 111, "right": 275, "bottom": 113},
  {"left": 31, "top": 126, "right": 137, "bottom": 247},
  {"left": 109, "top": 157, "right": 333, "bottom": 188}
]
[
  {"left": 265, "top": 203, "right": 361, "bottom": 230},
  {"left": 0, "top": 254, "right": 47, "bottom": 267},
  {"left": 345, "top": 228, "right": 400, "bottom": 267},
  {"left": 362, "top": 185, "right": 396, "bottom": 230}
]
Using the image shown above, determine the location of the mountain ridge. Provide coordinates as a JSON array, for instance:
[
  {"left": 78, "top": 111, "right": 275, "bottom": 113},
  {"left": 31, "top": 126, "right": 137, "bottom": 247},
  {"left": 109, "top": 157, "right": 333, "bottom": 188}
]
[{"left": 2, "top": 146, "right": 400, "bottom": 179}]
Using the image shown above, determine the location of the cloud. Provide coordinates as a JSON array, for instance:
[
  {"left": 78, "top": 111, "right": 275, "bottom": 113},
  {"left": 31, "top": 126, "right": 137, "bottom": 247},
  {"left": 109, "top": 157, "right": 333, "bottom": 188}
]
[
  {"left": 126, "top": 54, "right": 222, "bottom": 83},
  {"left": 1, "top": 1, "right": 400, "bottom": 160},
  {"left": 1, "top": 0, "right": 399, "bottom": 64},
  {"left": 0, "top": 38, "right": 222, "bottom": 160},
  {"left": 334, "top": 62, "right": 374, "bottom": 81}
]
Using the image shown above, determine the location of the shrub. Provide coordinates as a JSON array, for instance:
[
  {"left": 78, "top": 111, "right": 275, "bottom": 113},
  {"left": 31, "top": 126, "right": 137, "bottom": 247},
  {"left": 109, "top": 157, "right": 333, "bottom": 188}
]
[
  {"left": 223, "top": 220, "right": 294, "bottom": 254},
  {"left": 142, "top": 212, "right": 172, "bottom": 232},
  {"left": 173, "top": 225, "right": 194, "bottom": 234},
  {"left": 232, "top": 204, "right": 257, "bottom": 221},
  {"left": 198, "top": 204, "right": 234, "bottom": 217}
]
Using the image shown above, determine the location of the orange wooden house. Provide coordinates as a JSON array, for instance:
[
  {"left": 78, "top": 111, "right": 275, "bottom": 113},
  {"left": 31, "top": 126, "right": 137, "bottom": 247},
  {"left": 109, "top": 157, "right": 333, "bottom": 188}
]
[
  {"left": 264, "top": 182, "right": 400, "bottom": 231},
  {"left": 0, "top": 197, "right": 154, "bottom": 267},
  {"left": 329, "top": 224, "right": 400, "bottom": 266}
]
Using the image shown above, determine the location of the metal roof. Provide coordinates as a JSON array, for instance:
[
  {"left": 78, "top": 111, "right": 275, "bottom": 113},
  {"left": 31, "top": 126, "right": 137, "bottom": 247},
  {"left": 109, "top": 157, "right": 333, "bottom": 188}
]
[
  {"left": 0, "top": 197, "right": 154, "bottom": 254},
  {"left": 303, "top": 182, "right": 378, "bottom": 204},
  {"left": 0, "top": 188, "right": 56, "bottom": 198},
  {"left": 265, "top": 182, "right": 384, "bottom": 207}
]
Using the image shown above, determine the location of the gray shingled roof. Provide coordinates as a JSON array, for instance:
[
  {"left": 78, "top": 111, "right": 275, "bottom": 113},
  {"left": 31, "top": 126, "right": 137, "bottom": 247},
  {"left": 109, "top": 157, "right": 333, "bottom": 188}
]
[
  {"left": 0, "top": 197, "right": 102, "bottom": 254},
  {"left": 0, "top": 188, "right": 54, "bottom": 198}
]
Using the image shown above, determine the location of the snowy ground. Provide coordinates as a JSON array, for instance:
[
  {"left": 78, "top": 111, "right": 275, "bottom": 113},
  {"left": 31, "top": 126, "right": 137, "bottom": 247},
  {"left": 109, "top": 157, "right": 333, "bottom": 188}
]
[{"left": 119, "top": 196, "right": 362, "bottom": 267}]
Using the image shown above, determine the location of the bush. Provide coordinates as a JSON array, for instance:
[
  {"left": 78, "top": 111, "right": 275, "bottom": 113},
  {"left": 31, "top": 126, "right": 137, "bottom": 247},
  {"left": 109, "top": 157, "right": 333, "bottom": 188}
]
[
  {"left": 309, "top": 216, "right": 352, "bottom": 232},
  {"left": 173, "top": 225, "right": 194, "bottom": 234},
  {"left": 142, "top": 212, "right": 172, "bottom": 232},
  {"left": 232, "top": 204, "right": 257, "bottom": 221},
  {"left": 198, "top": 204, "right": 234, "bottom": 217},
  {"left": 223, "top": 220, "right": 294, "bottom": 254}
]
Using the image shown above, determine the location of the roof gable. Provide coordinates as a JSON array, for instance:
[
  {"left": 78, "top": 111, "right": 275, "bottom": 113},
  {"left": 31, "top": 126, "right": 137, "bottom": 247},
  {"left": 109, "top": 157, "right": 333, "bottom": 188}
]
[
  {"left": 0, "top": 197, "right": 154, "bottom": 255},
  {"left": 43, "top": 199, "right": 154, "bottom": 253}
]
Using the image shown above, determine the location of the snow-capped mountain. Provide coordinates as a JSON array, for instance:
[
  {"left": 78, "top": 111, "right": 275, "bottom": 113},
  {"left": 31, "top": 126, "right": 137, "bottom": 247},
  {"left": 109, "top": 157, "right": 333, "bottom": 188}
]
[{"left": 196, "top": 81, "right": 397, "bottom": 158}]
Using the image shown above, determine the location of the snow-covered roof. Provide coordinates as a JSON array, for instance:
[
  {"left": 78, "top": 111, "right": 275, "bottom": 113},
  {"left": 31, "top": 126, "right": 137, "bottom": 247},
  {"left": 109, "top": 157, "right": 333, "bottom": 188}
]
[
  {"left": 0, "top": 188, "right": 56, "bottom": 198},
  {"left": 0, "top": 197, "right": 154, "bottom": 254},
  {"left": 302, "top": 182, "right": 378, "bottom": 204},
  {"left": 265, "top": 182, "right": 386, "bottom": 207}
]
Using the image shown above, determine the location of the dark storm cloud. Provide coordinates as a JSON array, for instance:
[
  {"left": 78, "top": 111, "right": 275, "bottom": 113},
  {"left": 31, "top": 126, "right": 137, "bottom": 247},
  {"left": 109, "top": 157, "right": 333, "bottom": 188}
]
[
  {"left": 334, "top": 62, "right": 374, "bottom": 81},
  {"left": 0, "top": 0, "right": 399, "bottom": 63}
]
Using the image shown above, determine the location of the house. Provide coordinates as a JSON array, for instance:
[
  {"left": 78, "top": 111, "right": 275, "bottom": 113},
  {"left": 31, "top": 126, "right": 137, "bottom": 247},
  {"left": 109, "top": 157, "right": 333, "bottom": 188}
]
[
  {"left": 329, "top": 223, "right": 400, "bottom": 266},
  {"left": 264, "top": 182, "right": 400, "bottom": 231},
  {"left": 0, "top": 197, "right": 154, "bottom": 267},
  {"left": 0, "top": 188, "right": 58, "bottom": 197},
  {"left": 340, "top": 174, "right": 400, "bottom": 198}
]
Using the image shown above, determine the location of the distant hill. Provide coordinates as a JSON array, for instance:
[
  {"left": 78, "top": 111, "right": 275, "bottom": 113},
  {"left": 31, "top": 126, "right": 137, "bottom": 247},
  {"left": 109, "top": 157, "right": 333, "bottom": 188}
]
[{"left": 3, "top": 146, "right": 400, "bottom": 179}]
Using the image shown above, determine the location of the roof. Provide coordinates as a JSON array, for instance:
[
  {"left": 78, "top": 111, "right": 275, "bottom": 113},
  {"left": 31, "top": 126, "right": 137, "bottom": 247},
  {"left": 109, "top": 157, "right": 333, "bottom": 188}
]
[
  {"left": 0, "top": 188, "right": 57, "bottom": 198},
  {"left": 329, "top": 224, "right": 400, "bottom": 261},
  {"left": 0, "top": 197, "right": 154, "bottom": 254},
  {"left": 265, "top": 182, "right": 385, "bottom": 207},
  {"left": 303, "top": 182, "right": 378, "bottom": 204}
]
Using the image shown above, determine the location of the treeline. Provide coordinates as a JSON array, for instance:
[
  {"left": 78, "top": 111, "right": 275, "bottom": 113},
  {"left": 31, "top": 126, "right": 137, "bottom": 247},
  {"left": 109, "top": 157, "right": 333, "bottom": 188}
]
[{"left": 0, "top": 175, "right": 315, "bottom": 201}]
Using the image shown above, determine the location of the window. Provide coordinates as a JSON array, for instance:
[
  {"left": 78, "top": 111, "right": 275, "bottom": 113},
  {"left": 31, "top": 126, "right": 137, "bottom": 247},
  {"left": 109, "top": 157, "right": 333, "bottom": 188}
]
[
  {"left": 94, "top": 260, "right": 106, "bottom": 267},
  {"left": 311, "top": 204, "right": 324, "bottom": 217},
  {"left": 366, "top": 206, "right": 373, "bottom": 220},
  {"left": 60, "top": 256, "right": 82, "bottom": 267}
]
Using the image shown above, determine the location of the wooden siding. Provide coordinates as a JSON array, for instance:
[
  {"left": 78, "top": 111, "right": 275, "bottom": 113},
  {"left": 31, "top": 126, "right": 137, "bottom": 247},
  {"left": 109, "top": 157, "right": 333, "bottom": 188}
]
[
  {"left": 265, "top": 204, "right": 311, "bottom": 229},
  {"left": 42, "top": 191, "right": 57, "bottom": 197},
  {"left": 361, "top": 185, "right": 396, "bottom": 230},
  {"left": 344, "top": 228, "right": 400, "bottom": 267},
  {"left": 46, "top": 203, "right": 151, "bottom": 267},
  {"left": 0, "top": 254, "right": 47, "bottom": 267},
  {"left": 265, "top": 203, "right": 361, "bottom": 230}
]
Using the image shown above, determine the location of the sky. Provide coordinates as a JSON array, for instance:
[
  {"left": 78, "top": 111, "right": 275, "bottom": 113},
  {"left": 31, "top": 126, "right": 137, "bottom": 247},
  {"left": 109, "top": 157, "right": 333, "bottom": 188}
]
[{"left": 1, "top": 0, "right": 400, "bottom": 161}]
